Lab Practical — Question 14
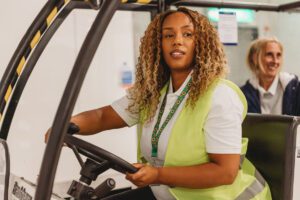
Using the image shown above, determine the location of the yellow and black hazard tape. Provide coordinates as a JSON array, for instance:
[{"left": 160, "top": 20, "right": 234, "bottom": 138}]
[
  {"left": 121, "top": 0, "right": 153, "bottom": 4},
  {"left": 0, "top": 0, "right": 70, "bottom": 121}
]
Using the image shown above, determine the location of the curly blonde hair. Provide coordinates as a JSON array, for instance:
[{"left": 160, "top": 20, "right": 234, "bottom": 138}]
[
  {"left": 128, "top": 7, "right": 227, "bottom": 121},
  {"left": 247, "top": 37, "right": 283, "bottom": 76}
]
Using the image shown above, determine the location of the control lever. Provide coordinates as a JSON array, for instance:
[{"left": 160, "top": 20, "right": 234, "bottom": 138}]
[
  {"left": 94, "top": 178, "right": 116, "bottom": 198},
  {"left": 67, "top": 178, "right": 115, "bottom": 200},
  {"left": 79, "top": 159, "right": 110, "bottom": 185}
]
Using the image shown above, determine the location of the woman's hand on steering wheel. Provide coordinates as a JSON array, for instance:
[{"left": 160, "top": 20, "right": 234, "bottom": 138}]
[{"left": 125, "top": 163, "right": 160, "bottom": 187}]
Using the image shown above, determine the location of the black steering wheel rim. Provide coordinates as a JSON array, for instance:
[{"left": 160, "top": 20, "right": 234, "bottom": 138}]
[{"left": 64, "top": 134, "right": 138, "bottom": 174}]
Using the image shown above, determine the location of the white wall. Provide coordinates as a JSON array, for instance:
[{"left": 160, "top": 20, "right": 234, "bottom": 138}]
[{"left": 0, "top": 0, "right": 137, "bottom": 185}]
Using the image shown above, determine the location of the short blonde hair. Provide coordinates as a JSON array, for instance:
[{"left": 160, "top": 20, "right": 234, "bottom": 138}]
[{"left": 247, "top": 37, "right": 283, "bottom": 76}]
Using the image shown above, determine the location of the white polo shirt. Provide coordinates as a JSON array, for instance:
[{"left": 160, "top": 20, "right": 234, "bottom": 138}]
[
  {"left": 111, "top": 75, "right": 244, "bottom": 199},
  {"left": 248, "top": 72, "right": 295, "bottom": 115}
]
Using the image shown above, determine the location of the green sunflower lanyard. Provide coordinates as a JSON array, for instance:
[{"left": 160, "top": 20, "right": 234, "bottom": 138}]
[{"left": 151, "top": 78, "right": 192, "bottom": 157}]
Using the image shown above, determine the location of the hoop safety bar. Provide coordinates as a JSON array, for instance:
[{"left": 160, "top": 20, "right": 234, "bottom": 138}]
[
  {"left": 0, "top": 0, "right": 102, "bottom": 140},
  {"left": 0, "top": 0, "right": 69, "bottom": 124},
  {"left": 0, "top": 2, "right": 77, "bottom": 140},
  {"left": 35, "top": 0, "right": 120, "bottom": 199},
  {"left": 0, "top": 0, "right": 73, "bottom": 140},
  {"left": 0, "top": 0, "right": 157, "bottom": 141}
]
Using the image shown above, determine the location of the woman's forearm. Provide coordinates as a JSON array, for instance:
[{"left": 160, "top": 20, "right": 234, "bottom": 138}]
[
  {"left": 157, "top": 161, "right": 238, "bottom": 188},
  {"left": 71, "top": 105, "right": 127, "bottom": 135}
]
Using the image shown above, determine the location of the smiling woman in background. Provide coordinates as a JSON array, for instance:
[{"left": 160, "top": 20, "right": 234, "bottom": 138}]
[{"left": 241, "top": 37, "right": 300, "bottom": 115}]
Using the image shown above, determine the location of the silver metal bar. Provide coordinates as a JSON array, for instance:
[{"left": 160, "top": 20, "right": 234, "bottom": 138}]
[
  {"left": 279, "top": 1, "right": 300, "bottom": 11},
  {"left": 171, "top": 0, "right": 279, "bottom": 12},
  {"left": 118, "top": 3, "right": 157, "bottom": 11}
]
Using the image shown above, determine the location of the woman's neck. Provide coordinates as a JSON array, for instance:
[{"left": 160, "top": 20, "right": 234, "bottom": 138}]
[
  {"left": 259, "top": 76, "right": 275, "bottom": 91},
  {"left": 171, "top": 70, "right": 191, "bottom": 92}
]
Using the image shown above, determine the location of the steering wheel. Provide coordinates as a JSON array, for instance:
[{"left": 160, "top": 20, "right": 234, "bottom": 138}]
[{"left": 64, "top": 134, "right": 138, "bottom": 174}]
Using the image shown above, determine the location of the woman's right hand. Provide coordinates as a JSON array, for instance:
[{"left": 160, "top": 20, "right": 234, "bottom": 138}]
[
  {"left": 44, "top": 127, "right": 69, "bottom": 147},
  {"left": 44, "top": 128, "right": 51, "bottom": 143}
]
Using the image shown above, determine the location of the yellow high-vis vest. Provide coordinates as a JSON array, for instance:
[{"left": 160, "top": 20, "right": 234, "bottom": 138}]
[{"left": 137, "top": 79, "right": 272, "bottom": 200}]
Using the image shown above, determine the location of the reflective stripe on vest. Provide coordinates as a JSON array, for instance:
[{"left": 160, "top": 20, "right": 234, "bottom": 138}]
[
  {"left": 235, "top": 169, "right": 266, "bottom": 200},
  {"left": 238, "top": 153, "right": 267, "bottom": 200},
  {"left": 240, "top": 154, "right": 245, "bottom": 169}
]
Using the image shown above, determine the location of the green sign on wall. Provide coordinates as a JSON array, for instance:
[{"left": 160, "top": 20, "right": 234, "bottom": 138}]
[{"left": 207, "top": 8, "right": 255, "bottom": 23}]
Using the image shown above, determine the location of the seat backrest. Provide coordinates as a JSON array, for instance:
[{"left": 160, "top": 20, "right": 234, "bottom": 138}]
[
  {"left": 242, "top": 114, "right": 299, "bottom": 200},
  {"left": 0, "top": 139, "right": 10, "bottom": 200}
]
